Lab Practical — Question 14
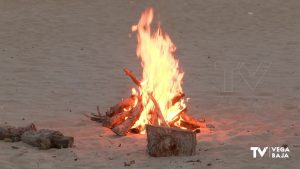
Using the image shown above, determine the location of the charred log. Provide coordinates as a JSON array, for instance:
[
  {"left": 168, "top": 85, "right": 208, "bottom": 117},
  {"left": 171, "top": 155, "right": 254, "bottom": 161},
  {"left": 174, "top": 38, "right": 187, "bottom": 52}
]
[
  {"left": 106, "top": 96, "right": 136, "bottom": 117},
  {"left": 112, "top": 101, "right": 143, "bottom": 136},
  {"left": 102, "top": 110, "right": 131, "bottom": 128}
]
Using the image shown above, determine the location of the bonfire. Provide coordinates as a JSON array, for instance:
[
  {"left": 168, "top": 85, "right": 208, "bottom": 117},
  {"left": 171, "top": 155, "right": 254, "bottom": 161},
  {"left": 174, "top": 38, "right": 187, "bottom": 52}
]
[{"left": 86, "top": 8, "right": 206, "bottom": 156}]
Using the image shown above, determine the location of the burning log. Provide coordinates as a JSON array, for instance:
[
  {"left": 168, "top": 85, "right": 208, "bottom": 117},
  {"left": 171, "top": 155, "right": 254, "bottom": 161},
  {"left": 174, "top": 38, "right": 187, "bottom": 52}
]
[
  {"left": 180, "top": 114, "right": 206, "bottom": 128},
  {"left": 102, "top": 110, "right": 131, "bottom": 128},
  {"left": 123, "top": 67, "right": 141, "bottom": 87},
  {"left": 112, "top": 100, "right": 143, "bottom": 136},
  {"left": 0, "top": 123, "right": 36, "bottom": 142},
  {"left": 21, "top": 129, "right": 74, "bottom": 149},
  {"left": 106, "top": 96, "right": 136, "bottom": 117},
  {"left": 149, "top": 110, "right": 158, "bottom": 125},
  {"left": 148, "top": 93, "right": 168, "bottom": 127},
  {"left": 169, "top": 92, "right": 185, "bottom": 108},
  {"left": 146, "top": 125, "right": 196, "bottom": 157}
]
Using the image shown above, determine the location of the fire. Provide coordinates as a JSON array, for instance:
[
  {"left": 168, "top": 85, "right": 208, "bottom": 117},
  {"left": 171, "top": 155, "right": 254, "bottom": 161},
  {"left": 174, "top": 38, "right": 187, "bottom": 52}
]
[{"left": 131, "top": 8, "right": 186, "bottom": 130}]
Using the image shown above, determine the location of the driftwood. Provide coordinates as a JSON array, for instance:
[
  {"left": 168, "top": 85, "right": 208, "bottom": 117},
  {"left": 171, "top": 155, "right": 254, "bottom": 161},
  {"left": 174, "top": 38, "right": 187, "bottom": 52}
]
[
  {"left": 0, "top": 123, "right": 36, "bottom": 142},
  {"left": 21, "top": 129, "right": 74, "bottom": 149},
  {"left": 146, "top": 125, "right": 196, "bottom": 157},
  {"left": 123, "top": 67, "right": 141, "bottom": 87},
  {"left": 112, "top": 101, "right": 143, "bottom": 136}
]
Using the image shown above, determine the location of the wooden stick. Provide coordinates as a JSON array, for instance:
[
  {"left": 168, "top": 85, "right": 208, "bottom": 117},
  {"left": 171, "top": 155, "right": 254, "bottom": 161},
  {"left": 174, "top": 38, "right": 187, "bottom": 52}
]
[
  {"left": 112, "top": 100, "right": 143, "bottom": 136},
  {"left": 83, "top": 113, "right": 107, "bottom": 123},
  {"left": 180, "top": 114, "right": 206, "bottom": 128},
  {"left": 0, "top": 123, "right": 36, "bottom": 142},
  {"left": 146, "top": 125, "right": 196, "bottom": 157},
  {"left": 123, "top": 67, "right": 141, "bottom": 87},
  {"left": 148, "top": 93, "right": 168, "bottom": 127}
]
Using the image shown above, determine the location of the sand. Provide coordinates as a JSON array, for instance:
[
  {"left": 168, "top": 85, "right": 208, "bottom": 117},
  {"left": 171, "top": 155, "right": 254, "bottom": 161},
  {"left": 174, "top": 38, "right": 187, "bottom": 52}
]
[{"left": 0, "top": 0, "right": 299, "bottom": 168}]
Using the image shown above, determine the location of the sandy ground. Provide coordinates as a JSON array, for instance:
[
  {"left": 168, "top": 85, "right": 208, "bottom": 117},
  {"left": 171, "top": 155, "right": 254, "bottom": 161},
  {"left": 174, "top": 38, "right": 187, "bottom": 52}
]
[{"left": 0, "top": 0, "right": 299, "bottom": 168}]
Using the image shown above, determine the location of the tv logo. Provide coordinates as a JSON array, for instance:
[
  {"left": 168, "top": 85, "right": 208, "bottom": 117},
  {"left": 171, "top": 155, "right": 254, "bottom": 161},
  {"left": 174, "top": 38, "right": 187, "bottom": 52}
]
[
  {"left": 250, "top": 147, "right": 268, "bottom": 158},
  {"left": 250, "top": 146, "right": 290, "bottom": 159}
]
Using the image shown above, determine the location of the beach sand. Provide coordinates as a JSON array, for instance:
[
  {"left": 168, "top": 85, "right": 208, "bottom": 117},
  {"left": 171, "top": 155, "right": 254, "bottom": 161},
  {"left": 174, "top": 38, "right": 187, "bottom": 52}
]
[{"left": 0, "top": 0, "right": 299, "bottom": 168}]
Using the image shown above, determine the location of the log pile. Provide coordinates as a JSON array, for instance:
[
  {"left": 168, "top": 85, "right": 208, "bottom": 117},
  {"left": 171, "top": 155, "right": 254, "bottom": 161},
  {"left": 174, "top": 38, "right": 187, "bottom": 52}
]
[
  {"left": 0, "top": 123, "right": 73, "bottom": 149},
  {"left": 86, "top": 68, "right": 206, "bottom": 136}
]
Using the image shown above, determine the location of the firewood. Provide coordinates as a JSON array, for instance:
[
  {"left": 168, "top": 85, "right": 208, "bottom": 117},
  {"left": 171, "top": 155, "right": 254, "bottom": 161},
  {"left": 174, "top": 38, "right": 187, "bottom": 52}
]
[
  {"left": 21, "top": 129, "right": 74, "bottom": 149},
  {"left": 0, "top": 123, "right": 36, "bottom": 142},
  {"left": 123, "top": 67, "right": 141, "bottom": 87},
  {"left": 106, "top": 96, "right": 136, "bottom": 117},
  {"left": 148, "top": 93, "right": 168, "bottom": 127},
  {"left": 180, "top": 114, "right": 206, "bottom": 128},
  {"left": 179, "top": 120, "right": 201, "bottom": 130},
  {"left": 112, "top": 101, "right": 143, "bottom": 136},
  {"left": 169, "top": 92, "right": 185, "bottom": 107},
  {"left": 146, "top": 125, "right": 196, "bottom": 157},
  {"left": 102, "top": 110, "right": 131, "bottom": 128},
  {"left": 149, "top": 109, "right": 158, "bottom": 125},
  {"left": 83, "top": 113, "right": 107, "bottom": 123}
]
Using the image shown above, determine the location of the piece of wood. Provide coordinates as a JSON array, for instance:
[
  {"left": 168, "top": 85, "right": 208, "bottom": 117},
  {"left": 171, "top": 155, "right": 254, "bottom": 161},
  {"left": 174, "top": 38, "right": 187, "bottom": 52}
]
[
  {"left": 112, "top": 101, "right": 143, "bottom": 136},
  {"left": 21, "top": 129, "right": 74, "bottom": 149},
  {"left": 102, "top": 110, "right": 131, "bottom": 128},
  {"left": 123, "top": 67, "right": 141, "bottom": 87},
  {"left": 0, "top": 123, "right": 36, "bottom": 142},
  {"left": 149, "top": 109, "right": 158, "bottom": 125},
  {"left": 106, "top": 96, "right": 135, "bottom": 117},
  {"left": 146, "top": 125, "right": 196, "bottom": 157},
  {"left": 83, "top": 113, "right": 107, "bottom": 123},
  {"left": 179, "top": 120, "right": 201, "bottom": 130},
  {"left": 169, "top": 92, "right": 185, "bottom": 107},
  {"left": 180, "top": 114, "right": 206, "bottom": 128},
  {"left": 148, "top": 93, "right": 168, "bottom": 127}
]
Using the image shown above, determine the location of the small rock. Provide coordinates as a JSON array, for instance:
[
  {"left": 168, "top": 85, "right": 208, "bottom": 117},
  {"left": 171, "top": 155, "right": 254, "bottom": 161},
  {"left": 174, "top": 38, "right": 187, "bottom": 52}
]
[
  {"left": 118, "top": 144, "right": 121, "bottom": 147},
  {"left": 11, "top": 146, "right": 19, "bottom": 149},
  {"left": 124, "top": 160, "right": 135, "bottom": 167},
  {"left": 207, "top": 163, "right": 212, "bottom": 166},
  {"left": 282, "top": 144, "right": 288, "bottom": 148}
]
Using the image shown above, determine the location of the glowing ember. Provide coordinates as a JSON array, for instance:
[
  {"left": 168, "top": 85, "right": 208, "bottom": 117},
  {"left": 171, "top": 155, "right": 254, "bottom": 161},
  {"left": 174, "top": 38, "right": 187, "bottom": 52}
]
[{"left": 131, "top": 8, "right": 186, "bottom": 130}]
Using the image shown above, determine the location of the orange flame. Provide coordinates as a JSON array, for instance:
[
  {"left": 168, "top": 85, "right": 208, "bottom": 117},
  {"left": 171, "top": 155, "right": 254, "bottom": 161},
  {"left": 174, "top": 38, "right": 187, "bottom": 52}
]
[{"left": 131, "top": 8, "right": 186, "bottom": 130}]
